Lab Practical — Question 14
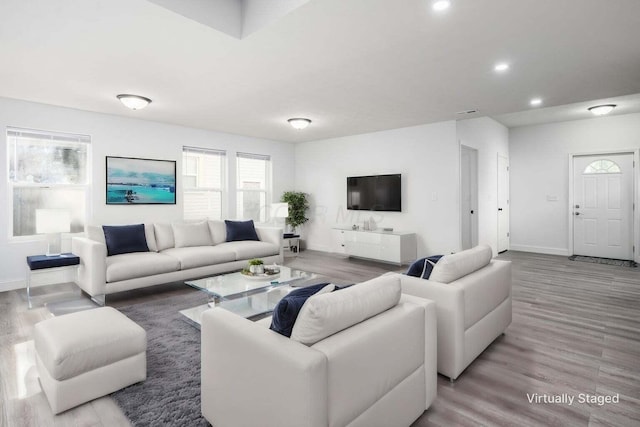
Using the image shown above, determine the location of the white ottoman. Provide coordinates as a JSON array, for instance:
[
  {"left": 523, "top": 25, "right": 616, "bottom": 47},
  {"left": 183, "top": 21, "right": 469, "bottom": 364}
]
[{"left": 33, "top": 306, "right": 147, "bottom": 414}]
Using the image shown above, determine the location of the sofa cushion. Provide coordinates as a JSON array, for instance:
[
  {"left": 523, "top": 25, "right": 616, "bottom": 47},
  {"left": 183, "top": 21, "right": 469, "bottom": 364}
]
[
  {"left": 172, "top": 221, "right": 213, "bottom": 248},
  {"left": 217, "top": 241, "right": 279, "bottom": 260},
  {"left": 208, "top": 220, "right": 227, "bottom": 245},
  {"left": 103, "top": 224, "right": 149, "bottom": 256},
  {"left": 225, "top": 220, "right": 259, "bottom": 242},
  {"left": 429, "top": 245, "right": 492, "bottom": 284},
  {"left": 161, "top": 246, "right": 236, "bottom": 270},
  {"left": 270, "top": 283, "right": 334, "bottom": 337},
  {"left": 106, "top": 252, "right": 180, "bottom": 282},
  {"left": 290, "top": 275, "right": 401, "bottom": 345},
  {"left": 406, "top": 255, "right": 443, "bottom": 279},
  {"left": 88, "top": 224, "right": 158, "bottom": 252},
  {"left": 154, "top": 223, "right": 175, "bottom": 251}
]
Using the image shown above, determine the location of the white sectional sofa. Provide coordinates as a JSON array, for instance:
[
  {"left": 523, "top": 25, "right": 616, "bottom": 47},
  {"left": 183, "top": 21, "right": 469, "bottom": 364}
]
[
  {"left": 71, "top": 220, "right": 283, "bottom": 304},
  {"left": 385, "top": 244, "right": 512, "bottom": 380}
]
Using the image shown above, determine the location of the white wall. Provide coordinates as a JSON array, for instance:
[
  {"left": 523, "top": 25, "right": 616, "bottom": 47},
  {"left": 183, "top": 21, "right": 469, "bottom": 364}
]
[
  {"left": 456, "top": 117, "right": 509, "bottom": 256},
  {"left": 509, "top": 113, "right": 640, "bottom": 257},
  {"left": 295, "top": 121, "right": 461, "bottom": 258},
  {"left": 0, "top": 97, "right": 294, "bottom": 290}
]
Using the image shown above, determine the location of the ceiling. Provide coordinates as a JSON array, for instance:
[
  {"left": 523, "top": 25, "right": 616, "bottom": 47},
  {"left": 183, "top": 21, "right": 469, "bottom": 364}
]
[{"left": 0, "top": 0, "right": 639, "bottom": 143}]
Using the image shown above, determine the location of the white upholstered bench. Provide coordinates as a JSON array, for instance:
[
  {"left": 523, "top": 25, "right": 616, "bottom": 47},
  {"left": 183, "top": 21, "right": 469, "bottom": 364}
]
[{"left": 33, "top": 306, "right": 147, "bottom": 414}]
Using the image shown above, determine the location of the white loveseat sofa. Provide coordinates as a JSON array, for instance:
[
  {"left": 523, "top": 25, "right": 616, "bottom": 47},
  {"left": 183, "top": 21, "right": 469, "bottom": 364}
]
[
  {"left": 201, "top": 275, "right": 437, "bottom": 427},
  {"left": 385, "top": 244, "right": 512, "bottom": 380},
  {"left": 71, "top": 220, "right": 283, "bottom": 303}
]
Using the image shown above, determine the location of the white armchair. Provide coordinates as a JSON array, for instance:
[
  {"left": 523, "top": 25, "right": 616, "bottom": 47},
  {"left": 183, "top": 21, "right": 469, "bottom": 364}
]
[
  {"left": 201, "top": 276, "right": 437, "bottom": 427},
  {"left": 387, "top": 245, "right": 512, "bottom": 380}
]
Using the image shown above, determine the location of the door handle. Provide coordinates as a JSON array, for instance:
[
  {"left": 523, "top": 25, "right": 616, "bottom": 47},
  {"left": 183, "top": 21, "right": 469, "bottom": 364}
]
[
  {"left": 575, "top": 212, "right": 580, "bottom": 216},
  {"left": 498, "top": 208, "right": 503, "bottom": 211},
  {"left": 470, "top": 210, "right": 474, "bottom": 214}
]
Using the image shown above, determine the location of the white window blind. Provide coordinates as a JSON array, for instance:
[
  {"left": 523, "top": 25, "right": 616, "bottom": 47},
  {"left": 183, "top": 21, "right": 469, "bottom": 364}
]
[
  {"left": 182, "top": 146, "right": 226, "bottom": 220},
  {"left": 236, "top": 152, "right": 271, "bottom": 222},
  {"left": 7, "top": 127, "right": 90, "bottom": 237}
]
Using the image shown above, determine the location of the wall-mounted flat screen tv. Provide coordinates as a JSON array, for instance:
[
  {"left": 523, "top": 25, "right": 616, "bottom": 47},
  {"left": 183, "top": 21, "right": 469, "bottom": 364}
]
[{"left": 347, "top": 174, "right": 401, "bottom": 212}]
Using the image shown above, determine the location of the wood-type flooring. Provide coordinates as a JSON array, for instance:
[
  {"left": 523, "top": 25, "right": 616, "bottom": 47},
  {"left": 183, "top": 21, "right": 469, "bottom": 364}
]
[{"left": 0, "top": 250, "right": 638, "bottom": 426}]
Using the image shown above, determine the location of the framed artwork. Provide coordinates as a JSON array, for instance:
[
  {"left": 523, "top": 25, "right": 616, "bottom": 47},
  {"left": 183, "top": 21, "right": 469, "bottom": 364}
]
[{"left": 106, "top": 156, "right": 176, "bottom": 205}]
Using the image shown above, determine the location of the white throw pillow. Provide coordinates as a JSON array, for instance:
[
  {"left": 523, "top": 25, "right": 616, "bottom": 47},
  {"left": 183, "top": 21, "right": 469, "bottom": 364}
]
[
  {"left": 86, "top": 225, "right": 105, "bottom": 243},
  {"left": 429, "top": 244, "right": 492, "bottom": 283},
  {"left": 154, "top": 223, "right": 175, "bottom": 251},
  {"left": 172, "top": 221, "right": 213, "bottom": 248},
  {"left": 207, "top": 220, "right": 226, "bottom": 245},
  {"left": 144, "top": 223, "right": 158, "bottom": 252},
  {"left": 290, "top": 275, "right": 401, "bottom": 345}
]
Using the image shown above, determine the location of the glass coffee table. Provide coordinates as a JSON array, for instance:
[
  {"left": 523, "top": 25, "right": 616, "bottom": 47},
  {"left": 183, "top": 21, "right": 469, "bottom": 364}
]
[{"left": 179, "top": 266, "right": 319, "bottom": 327}]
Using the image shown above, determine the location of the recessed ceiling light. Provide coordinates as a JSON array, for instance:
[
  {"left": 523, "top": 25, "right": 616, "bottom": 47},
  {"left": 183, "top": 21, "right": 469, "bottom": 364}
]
[
  {"left": 530, "top": 98, "right": 543, "bottom": 107},
  {"left": 288, "top": 118, "right": 312, "bottom": 130},
  {"left": 117, "top": 94, "right": 152, "bottom": 110},
  {"left": 588, "top": 104, "right": 616, "bottom": 116},
  {"left": 494, "top": 63, "right": 509, "bottom": 72},
  {"left": 432, "top": 1, "right": 451, "bottom": 12}
]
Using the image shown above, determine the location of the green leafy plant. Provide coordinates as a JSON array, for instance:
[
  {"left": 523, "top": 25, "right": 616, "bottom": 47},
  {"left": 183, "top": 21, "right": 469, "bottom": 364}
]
[
  {"left": 281, "top": 191, "right": 309, "bottom": 232},
  {"left": 248, "top": 258, "right": 264, "bottom": 266}
]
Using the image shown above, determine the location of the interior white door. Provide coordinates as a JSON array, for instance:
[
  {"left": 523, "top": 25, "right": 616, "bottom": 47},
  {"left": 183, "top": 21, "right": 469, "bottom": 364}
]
[
  {"left": 497, "top": 154, "right": 510, "bottom": 253},
  {"left": 461, "top": 146, "right": 478, "bottom": 250},
  {"left": 573, "top": 153, "right": 633, "bottom": 259}
]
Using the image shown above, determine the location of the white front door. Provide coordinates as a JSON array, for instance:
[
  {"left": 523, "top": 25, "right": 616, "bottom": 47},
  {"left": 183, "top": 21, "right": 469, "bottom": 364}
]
[
  {"left": 573, "top": 153, "right": 634, "bottom": 260},
  {"left": 497, "top": 154, "right": 510, "bottom": 253},
  {"left": 461, "top": 146, "right": 478, "bottom": 250}
]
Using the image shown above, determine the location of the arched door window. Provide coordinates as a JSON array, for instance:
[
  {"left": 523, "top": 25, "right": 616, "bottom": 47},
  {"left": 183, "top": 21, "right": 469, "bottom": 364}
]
[{"left": 583, "top": 159, "right": 621, "bottom": 174}]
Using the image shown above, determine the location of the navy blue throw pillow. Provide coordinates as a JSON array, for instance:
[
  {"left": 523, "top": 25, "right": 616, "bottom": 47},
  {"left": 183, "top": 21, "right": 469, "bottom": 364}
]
[
  {"left": 103, "top": 224, "right": 149, "bottom": 256},
  {"left": 225, "top": 220, "right": 260, "bottom": 242},
  {"left": 270, "top": 283, "right": 332, "bottom": 337},
  {"left": 406, "top": 255, "right": 443, "bottom": 279}
]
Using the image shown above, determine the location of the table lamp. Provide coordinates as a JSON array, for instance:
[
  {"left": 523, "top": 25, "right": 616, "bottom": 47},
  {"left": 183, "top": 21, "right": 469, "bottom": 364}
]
[
  {"left": 270, "top": 203, "right": 289, "bottom": 228},
  {"left": 36, "top": 209, "right": 71, "bottom": 256}
]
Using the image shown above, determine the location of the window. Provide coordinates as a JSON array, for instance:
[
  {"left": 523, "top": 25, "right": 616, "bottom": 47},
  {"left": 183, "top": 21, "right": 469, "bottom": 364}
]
[
  {"left": 236, "top": 152, "right": 270, "bottom": 222},
  {"left": 8, "top": 127, "right": 90, "bottom": 237},
  {"left": 182, "top": 146, "right": 226, "bottom": 220},
  {"left": 583, "top": 159, "right": 621, "bottom": 174}
]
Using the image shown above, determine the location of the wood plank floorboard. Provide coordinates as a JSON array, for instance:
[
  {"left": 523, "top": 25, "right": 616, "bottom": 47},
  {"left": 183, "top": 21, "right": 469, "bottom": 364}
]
[{"left": 0, "top": 250, "right": 638, "bottom": 426}]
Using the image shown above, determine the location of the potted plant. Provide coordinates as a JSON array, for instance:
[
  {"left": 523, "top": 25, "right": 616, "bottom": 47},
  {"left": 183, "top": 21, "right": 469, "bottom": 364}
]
[
  {"left": 248, "top": 258, "right": 264, "bottom": 274},
  {"left": 281, "top": 191, "right": 309, "bottom": 234}
]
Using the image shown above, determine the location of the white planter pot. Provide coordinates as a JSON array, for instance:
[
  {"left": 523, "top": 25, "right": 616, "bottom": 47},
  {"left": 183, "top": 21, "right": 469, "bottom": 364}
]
[{"left": 249, "top": 265, "right": 264, "bottom": 274}]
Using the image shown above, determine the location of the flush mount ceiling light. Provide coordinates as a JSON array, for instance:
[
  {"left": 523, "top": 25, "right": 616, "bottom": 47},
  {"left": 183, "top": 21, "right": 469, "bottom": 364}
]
[
  {"left": 432, "top": 0, "right": 451, "bottom": 12},
  {"left": 288, "top": 118, "right": 312, "bottom": 130},
  {"left": 530, "top": 98, "right": 543, "bottom": 106},
  {"left": 117, "top": 94, "right": 152, "bottom": 110},
  {"left": 494, "top": 62, "right": 510, "bottom": 72},
  {"left": 588, "top": 104, "right": 616, "bottom": 116}
]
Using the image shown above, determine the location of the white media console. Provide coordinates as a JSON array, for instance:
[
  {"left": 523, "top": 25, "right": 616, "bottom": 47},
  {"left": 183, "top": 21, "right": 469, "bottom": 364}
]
[{"left": 334, "top": 228, "right": 417, "bottom": 265}]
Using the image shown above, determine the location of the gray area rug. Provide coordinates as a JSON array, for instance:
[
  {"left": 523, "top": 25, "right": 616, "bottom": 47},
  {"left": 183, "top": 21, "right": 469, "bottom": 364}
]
[
  {"left": 111, "top": 290, "right": 210, "bottom": 427},
  {"left": 569, "top": 255, "right": 637, "bottom": 267}
]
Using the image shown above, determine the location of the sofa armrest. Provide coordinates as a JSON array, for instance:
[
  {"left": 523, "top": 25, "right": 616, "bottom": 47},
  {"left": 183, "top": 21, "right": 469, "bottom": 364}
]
[
  {"left": 256, "top": 226, "right": 284, "bottom": 261},
  {"left": 71, "top": 237, "right": 107, "bottom": 298},
  {"left": 384, "top": 272, "right": 465, "bottom": 379},
  {"left": 400, "top": 294, "right": 438, "bottom": 408},
  {"left": 201, "top": 308, "right": 327, "bottom": 427}
]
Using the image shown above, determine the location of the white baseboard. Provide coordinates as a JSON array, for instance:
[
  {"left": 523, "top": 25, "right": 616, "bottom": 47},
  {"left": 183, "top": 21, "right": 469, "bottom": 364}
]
[
  {"left": 304, "top": 243, "right": 334, "bottom": 253},
  {"left": 509, "top": 244, "right": 569, "bottom": 256},
  {"left": 0, "top": 279, "right": 25, "bottom": 293}
]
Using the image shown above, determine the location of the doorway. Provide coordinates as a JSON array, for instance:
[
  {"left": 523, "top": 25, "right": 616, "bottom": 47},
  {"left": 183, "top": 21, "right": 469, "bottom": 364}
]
[
  {"left": 572, "top": 153, "right": 634, "bottom": 260},
  {"left": 497, "top": 154, "right": 510, "bottom": 253},
  {"left": 460, "top": 146, "right": 478, "bottom": 250}
]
